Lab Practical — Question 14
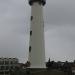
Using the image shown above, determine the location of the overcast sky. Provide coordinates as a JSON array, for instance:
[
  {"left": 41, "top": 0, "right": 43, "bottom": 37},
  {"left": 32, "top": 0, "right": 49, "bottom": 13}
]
[{"left": 0, "top": 0, "right": 75, "bottom": 63}]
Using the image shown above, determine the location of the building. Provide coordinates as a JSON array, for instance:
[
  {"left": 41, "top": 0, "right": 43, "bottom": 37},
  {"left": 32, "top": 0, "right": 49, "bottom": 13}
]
[
  {"left": 0, "top": 57, "right": 18, "bottom": 75},
  {"left": 28, "top": 0, "right": 46, "bottom": 68}
]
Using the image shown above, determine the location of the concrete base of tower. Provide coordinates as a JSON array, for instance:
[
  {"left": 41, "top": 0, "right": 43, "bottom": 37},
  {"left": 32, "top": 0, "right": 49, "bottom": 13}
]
[
  {"left": 26, "top": 68, "right": 46, "bottom": 75},
  {"left": 28, "top": 65, "right": 46, "bottom": 68}
]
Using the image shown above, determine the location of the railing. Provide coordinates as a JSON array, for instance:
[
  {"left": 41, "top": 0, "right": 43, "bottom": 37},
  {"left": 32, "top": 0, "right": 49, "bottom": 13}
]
[{"left": 29, "top": 0, "right": 46, "bottom": 6}]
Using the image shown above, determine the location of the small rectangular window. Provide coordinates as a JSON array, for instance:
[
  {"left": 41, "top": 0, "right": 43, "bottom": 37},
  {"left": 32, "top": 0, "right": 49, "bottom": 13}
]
[
  {"left": 31, "top": 16, "right": 33, "bottom": 21},
  {"left": 29, "top": 46, "right": 31, "bottom": 52},
  {"left": 30, "top": 31, "right": 32, "bottom": 36}
]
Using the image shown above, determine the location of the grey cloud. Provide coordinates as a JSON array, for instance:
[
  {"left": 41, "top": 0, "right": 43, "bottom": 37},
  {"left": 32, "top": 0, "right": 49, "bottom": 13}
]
[
  {"left": 45, "top": 24, "right": 75, "bottom": 61},
  {"left": 0, "top": 0, "right": 30, "bottom": 63},
  {"left": 43, "top": 0, "right": 75, "bottom": 61},
  {"left": 44, "top": 0, "right": 75, "bottom": 25}
]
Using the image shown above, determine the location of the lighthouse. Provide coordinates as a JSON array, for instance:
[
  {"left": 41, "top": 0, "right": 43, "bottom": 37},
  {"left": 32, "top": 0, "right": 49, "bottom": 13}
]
[{"left": 28, "top": 0, "right": 46, "bottom": 68}]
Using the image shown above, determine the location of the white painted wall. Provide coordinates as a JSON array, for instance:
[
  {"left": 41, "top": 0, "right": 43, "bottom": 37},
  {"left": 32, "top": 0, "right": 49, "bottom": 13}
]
[{"left": 29, "top": 3, "right": 46, "bottom": 68}]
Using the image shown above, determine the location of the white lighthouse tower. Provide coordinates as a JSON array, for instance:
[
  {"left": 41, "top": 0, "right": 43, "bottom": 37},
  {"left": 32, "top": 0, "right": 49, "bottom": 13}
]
[{"left": 28, "top": 0, "right": 46, "bottom": 68}]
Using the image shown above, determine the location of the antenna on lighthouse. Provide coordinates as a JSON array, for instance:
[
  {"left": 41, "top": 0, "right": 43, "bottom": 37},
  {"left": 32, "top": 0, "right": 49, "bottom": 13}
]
[{"left": 28, "top": 0, "right": 46, "bottom": 68}]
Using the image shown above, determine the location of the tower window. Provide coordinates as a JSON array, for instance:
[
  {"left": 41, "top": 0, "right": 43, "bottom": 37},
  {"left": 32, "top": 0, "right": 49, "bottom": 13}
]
[
  {"left": 30, "top": 31, "right": 32, "bottom": 36},
  {"left": 31, "top": 16, "right": 33, "bottom": 21},
  {"left": 29, "top": 46, "right": 31, "bottom": 52}
]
